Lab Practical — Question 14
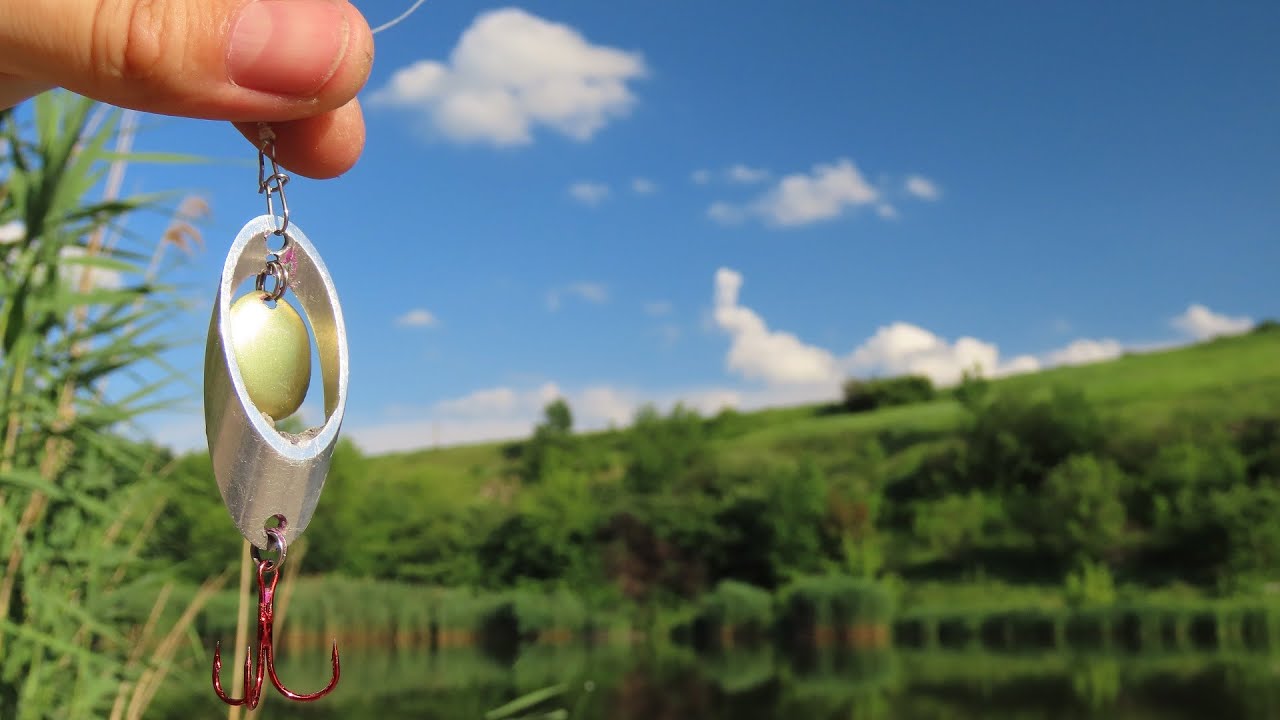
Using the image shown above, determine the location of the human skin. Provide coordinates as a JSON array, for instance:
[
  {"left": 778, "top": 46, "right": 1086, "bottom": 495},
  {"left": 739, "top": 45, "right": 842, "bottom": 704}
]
[{"left": 0, "top": 0, "right": 375, "bottom": 179}]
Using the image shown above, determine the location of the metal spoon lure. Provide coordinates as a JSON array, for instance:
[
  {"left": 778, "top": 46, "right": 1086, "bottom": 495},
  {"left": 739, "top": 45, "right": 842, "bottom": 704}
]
[{"left": 202, "top": 125, "right": 346, "bottom": 706}]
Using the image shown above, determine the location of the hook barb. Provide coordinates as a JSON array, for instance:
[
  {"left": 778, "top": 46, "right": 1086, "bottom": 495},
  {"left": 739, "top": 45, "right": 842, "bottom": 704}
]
[{"left": 212, "top": 641, "right": 262, "bottom": 707}]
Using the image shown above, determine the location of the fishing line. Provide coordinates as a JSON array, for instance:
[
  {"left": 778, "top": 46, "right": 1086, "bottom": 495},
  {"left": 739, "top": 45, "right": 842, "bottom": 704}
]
[{"left": 371, "top": 0, "right": 429, "bottom": 35}]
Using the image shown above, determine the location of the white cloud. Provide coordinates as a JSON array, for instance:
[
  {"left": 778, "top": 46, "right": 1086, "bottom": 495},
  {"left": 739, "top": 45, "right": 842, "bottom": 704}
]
[
  {"left": 846, "top": 322, "right": 1039, "bottom": 386},
  {"left": 547, "top": 282, "right": 609, "bottom": 311},
  {"left": 434, "top": 382, "right": 561, "bottom": 419},
  {"left": 576, "top": 386, "right": 635, "bottom": 426},
  {"left": 905, "top": 174, "right": 941, "bottom": 200},
  {"left": 876, "top": 204, "right": 898, "bottom": 219},
  {"left": 644, "top": 300, "right": 672, "bottom": 316},
  {"left": 713, "top": 267, "right": 840, "bottom": 385},
  {"left": 709, "top": 158, "right": 882, "bottom": 228},
  {"left": 1171, "top": 304, "right": 1253, "bottom": 340},
  {"left": 58, "top": 245, "right": 124, "bottom": 291},
  {"left": 396, "top": 308, "right": 439, "bottom": 328},
  {"left": 711, "top": 267, "right": 1052, "bottom": 389},
  {"left": 691, "top": 164, "right": 772, "bottom": 186},
  {"left": 0, "top": 220, "right": 23, "bottom": 243},
  {"left": 631, "top": 177, "right": 657, "bottom": 194},
  {"left": 369, "top": 7, "right": 646, "bottom": 146},
  {"left": 707, "top": 202, "right": 745, "bottom": 225},
  {"left": 568, "top": 181, "right": 609, "bottom": 206},
  {"left": 726, "top": 164, "right": 770, "bottom": 184},
  {"left": 1043, "top": 338, "right": 1124, "bottom": 366},
  {"left": 132, "top": 411, "right": 207, "bottom": 453},
  {"left": 1002, "top": 355, "right": 1045, "bottom": 376},
  {"left": 0, "top": 222, "right": 122, "bottom": 290},
  {"left": 348, "top": 381, "right": 753, "bottom": 453}
]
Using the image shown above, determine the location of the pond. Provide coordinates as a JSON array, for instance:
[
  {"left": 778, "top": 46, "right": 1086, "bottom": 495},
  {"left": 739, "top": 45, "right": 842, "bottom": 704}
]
[{"left": 152, "top": 643, "right": 1280, "bottom": 719}]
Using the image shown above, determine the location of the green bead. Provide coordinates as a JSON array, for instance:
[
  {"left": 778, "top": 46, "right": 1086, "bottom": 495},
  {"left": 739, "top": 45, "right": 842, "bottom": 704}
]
[{"left": 227, "top": 293, "right": 312, "bottom": 421}]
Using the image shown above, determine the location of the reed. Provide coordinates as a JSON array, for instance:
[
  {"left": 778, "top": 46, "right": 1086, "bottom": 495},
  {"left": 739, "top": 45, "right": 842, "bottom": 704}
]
[
  {"left": 0, "top": 90, "right": 214, "bottom": 719},
  {"left": 675, "top": 579, "right": 774, "bottom": 649},
  {"left": 894, "top": 595, "right": 1280, "bottom": 652},
  {"left": 775, "top": 574, "right": 895, "bottom": 647}
]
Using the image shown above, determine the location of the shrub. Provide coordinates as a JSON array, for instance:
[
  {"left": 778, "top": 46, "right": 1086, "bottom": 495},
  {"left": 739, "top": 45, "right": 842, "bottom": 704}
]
[
  {"left": 842, "top": 374, "right": 936, "bottom": 413},
  {"left": 961, "top": 386, "right": 1107, "bottom": 493},
  {"left": 1039, "top": 454, "right": 1129, "bottom": 564}
]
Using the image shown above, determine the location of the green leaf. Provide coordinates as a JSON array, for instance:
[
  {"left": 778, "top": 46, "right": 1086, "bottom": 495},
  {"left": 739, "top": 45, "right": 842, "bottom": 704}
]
[
  {"left": 0, "top": 469, "right": 66, "bottom": 498},
  {"left": 1, "top": 282, "right": 27, "bottom": 353},
  {"left": 55, "top": 253, "right": 137, "bottom": 276},
  {"left": 486, "top": 684, "right": 570, "bottom": 720},
  {"left": 0, "top": 621, "right": 117, "bottom": 668}
]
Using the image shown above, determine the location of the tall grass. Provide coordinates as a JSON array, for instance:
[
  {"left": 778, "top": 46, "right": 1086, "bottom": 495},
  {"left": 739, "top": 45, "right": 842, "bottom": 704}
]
[
  {"left": 674, "top": 579, "right": 774, "bottom": 648},
  {"left": 0, "top": 91, "right": 212, "bottom": 718},
  {"left": 775, "top": 574, "right": 896, "bottom": 647}
]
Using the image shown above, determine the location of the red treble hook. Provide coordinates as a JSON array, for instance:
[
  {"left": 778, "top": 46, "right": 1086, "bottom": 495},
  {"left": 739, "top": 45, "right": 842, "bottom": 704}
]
[{"left": 212, "top": 527, "right": 340, "bottom": 708}]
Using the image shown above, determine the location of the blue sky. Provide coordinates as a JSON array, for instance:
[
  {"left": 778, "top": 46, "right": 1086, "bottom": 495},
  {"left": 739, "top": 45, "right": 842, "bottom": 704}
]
[{"left": 44, "top": 1, "right": 1280, "bottom": 453}]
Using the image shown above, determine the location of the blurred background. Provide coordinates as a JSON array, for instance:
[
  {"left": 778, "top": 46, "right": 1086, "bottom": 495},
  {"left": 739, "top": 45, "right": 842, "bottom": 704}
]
[{"left": 1, "top": 1, "right": 1278, "bottom": 718}]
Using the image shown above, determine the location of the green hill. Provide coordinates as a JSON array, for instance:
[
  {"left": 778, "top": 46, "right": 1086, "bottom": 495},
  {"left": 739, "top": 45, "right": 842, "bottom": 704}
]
[{"left": 367, "top": 325, "right": 1280, "bottom": 498}]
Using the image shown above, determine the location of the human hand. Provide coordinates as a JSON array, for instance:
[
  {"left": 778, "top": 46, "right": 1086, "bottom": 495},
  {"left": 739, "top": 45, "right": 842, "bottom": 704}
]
[{"left": 0, "top": 0, "right": 375, "bottom": 179}]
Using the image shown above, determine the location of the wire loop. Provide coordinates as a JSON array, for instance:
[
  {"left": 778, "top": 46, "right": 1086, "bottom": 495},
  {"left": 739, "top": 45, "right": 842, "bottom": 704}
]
[
  {"left": 254, "top": 260, "right": 290, "bottom": 302},
  {"left": 250, "top": 518, "right": 289, "bottom": 571},
  {"left": 257, "top": 126, "right": 291, "bottom": 241}
]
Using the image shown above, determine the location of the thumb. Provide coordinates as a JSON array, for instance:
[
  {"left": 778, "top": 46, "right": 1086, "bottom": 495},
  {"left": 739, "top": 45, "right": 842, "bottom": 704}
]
[{"left": 0, "top": 0, "right": 374, "bottom": 122}]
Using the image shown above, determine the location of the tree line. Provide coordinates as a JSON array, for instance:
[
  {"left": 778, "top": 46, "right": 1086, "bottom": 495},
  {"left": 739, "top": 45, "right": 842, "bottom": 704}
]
[{"left": 151, "top": 334, "right": 1280, "bottom": 611}]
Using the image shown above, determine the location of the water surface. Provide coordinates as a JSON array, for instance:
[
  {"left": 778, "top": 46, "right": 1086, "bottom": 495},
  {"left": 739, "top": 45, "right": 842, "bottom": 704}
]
[{"left": 155, "top": 644, "right": 1280, "bottom": 719}]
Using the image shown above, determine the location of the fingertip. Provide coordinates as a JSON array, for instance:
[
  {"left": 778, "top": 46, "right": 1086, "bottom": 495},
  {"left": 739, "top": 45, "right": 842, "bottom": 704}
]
[{"left": 233, "top": 98, "right": 365, "bottom": 180}]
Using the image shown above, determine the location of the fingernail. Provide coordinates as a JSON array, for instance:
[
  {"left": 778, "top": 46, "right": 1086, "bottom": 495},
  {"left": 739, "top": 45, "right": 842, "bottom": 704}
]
[{"left": 229, "top": 0, "right": 350, "bottom": 96}]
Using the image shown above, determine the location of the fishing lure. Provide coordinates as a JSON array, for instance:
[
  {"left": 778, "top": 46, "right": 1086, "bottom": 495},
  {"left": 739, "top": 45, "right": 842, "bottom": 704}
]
[
  {"left": 202, "top": 124, "right": 346, "bottom": 707},
  {"left": 198, "top": 3, "right": 430, "bottom": 706}
]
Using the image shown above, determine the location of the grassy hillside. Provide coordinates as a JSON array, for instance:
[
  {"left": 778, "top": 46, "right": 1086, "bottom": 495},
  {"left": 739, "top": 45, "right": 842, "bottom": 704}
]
[{"left": 367, "top": 326, "right": 1280, "bottom": 492}]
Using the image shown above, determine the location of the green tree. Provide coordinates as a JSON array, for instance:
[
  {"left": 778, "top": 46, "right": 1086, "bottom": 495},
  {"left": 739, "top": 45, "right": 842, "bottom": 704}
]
[
  {"left": 150, "top": 451, "right": 242, "bottom": 581},
  {"left": 770, "top": 460, "right": 829, "bottom": 577},
  {"left": 543, "top": 397, "right": 572, "bottom": 434},
  {"left": 961, "top": 386, "right": 1107, "bottom": 494},
  {"left": 1210, "top": 484, "right": 1280, "bottom": 589},
  {"left": 623, "top": 403, "right": 709, "bottom": 495},
  {"left": 1138, "top": 436, "right": 1249, "bottom": 583},
  {"left": 954, "top": 367, "right": 991, "bottom": 413},
  {"left": 298, "top": 437, "right": 369, "bottom": 573},
  {"left": 911, "top": 490, "right": 996, "bottom": 557},
  {"left": 1237, "top": 415, "right": 1280, "bottom": 481},
  {"left": 1039, "top": 454, "right": 1128, "bottom": 565},
  {"left": 842, "top": 374, "right": 935, "bottom": 413},
  {"left": 1141, "top": 437, "right": 1246, "bottom": 531},
  {"left": 520, "top": 398, "right": 576, "bottom": 483}
]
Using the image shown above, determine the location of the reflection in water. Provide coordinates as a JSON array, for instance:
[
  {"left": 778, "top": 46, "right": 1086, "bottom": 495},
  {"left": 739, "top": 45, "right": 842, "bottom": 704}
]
[{"left": 154, "top": 643, "right": 1280, "bottom": 719}]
